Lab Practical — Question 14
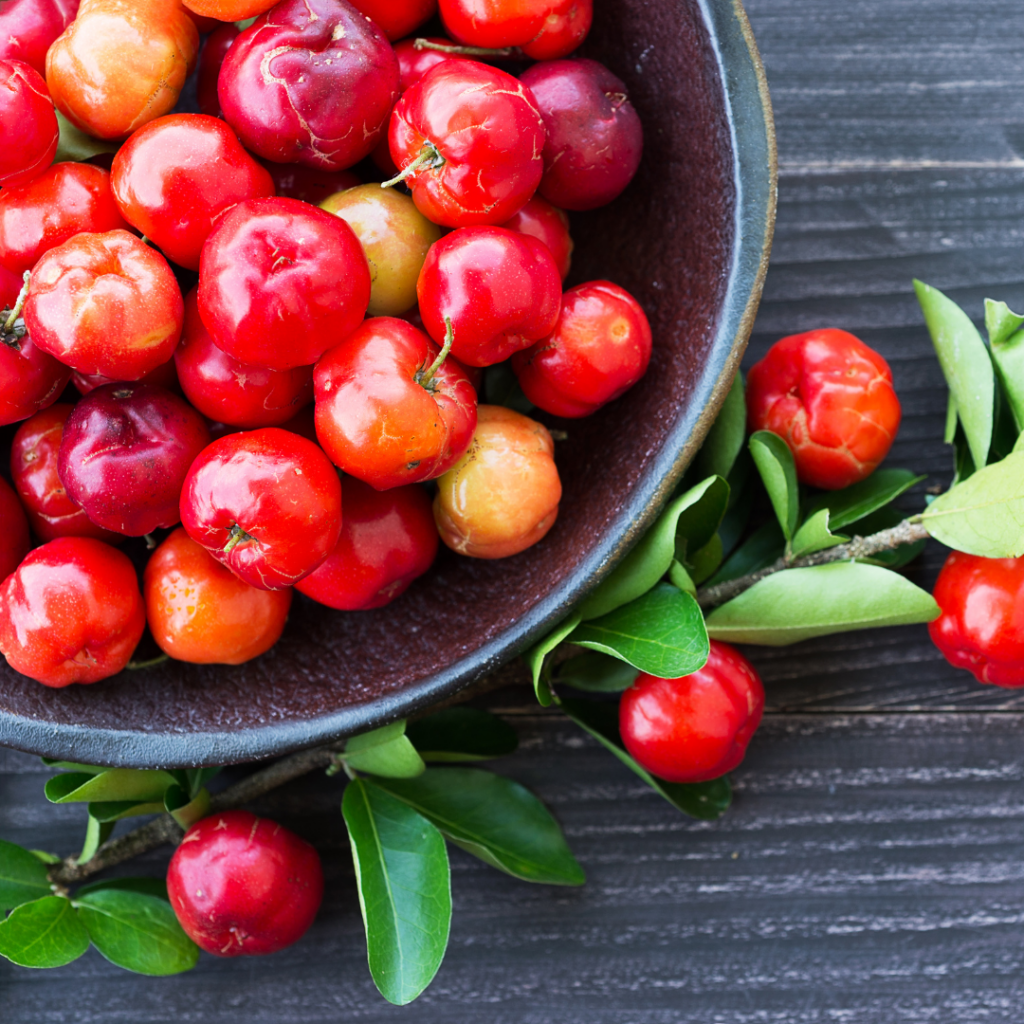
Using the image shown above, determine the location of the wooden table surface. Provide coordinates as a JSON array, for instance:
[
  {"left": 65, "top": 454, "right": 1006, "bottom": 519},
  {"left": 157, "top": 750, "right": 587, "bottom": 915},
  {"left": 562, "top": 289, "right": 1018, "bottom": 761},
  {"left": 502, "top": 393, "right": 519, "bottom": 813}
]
[{"left": 6, "top": 1, "right": 1024, "bottom": 1019}]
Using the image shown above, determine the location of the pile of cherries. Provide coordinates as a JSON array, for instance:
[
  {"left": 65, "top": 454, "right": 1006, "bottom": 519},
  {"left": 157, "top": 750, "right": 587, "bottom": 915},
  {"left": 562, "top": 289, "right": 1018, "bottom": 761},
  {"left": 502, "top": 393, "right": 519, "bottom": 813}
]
[{"left": 0, "top": 0, "right": 654, "bottom": 688}]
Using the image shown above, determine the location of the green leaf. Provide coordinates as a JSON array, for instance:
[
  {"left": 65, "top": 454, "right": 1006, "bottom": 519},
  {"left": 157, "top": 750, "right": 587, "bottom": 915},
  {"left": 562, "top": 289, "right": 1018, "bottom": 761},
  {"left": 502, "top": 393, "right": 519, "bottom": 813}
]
[
  {"left": 373, "top": 768, "right": 584, "bottom": 886},
  {"left": 687, "top": 532, "right": 723, "bottom": 584},
  {"left": 1016, "top": 431, "right": 1024, "bottom": 454},
  {"left": 344, "top": 721, "right": 425, "bottom": 779},
  {"left": 790, "top": 509, "right": 847, "bottom": 559},
  {"left": 985, "top": 298, "right": 1024, "bottom": 349},
  {"left": 41, "top": 759, "right": 106, "bottom": 774},
  {"left": 45, "top": 769, "right": 176, "bottom": 805},
  {"left": 87, "top": 799, "right": 164, "bottom": 824},
  {"left": 705, "top": 519, "right": 785, "bottom": 586},
  {"left": 54, "top": 110, "right": 120, "bottom": 164},
  {"left": 184, "top": 767, "right": 222, "bottom": 799},
  {"left": 0, "top": 896, "right": 89, "bottom": 968},
  {"left": 914, "top": 280, "right": 994, "bottom": 469},
  {"left": 523, "top": 612, "right": 581, "bottom": 707},
  {"left": 77, "top": 815, "right": 115, "bottom": 865},
  {"left": 987, "top": 300, "right": 1024, "bottom": 432},
  {"left": 75, "top": 889, "right": 199, "bottom": 976},
  {"left": 749, "top": 431, "right": 799, "bottom": 540},
  {"left": 482, "top": 361, "right": 533, "bottom": 413},
  {"left": 342, "top": 779, "right": 451, "bottom": 1006},
  {"left": 29, "top": 851, "right": 61, "bottom": 866},
  {"left": 804, "top": 468, "right": 925, "bottom": 531},
  {"left": 848, "top": 505, "right": 927, "bottom": 569},
  {"left": 944, "top": 392, "right": 958, "bottom": 445},
  {"left": 554, "top": 649, "right": 638, "bottom": 692},
  {"left": 569, "top": 584, "right": 709, "bottom": 677},
  {"left": 75, "top": 877, "right": 168, "bottom": 902},
  {"left": 921, "top": 451, "right": 1024, "bottom": 556},
  {"left": 718, "top": 455, "right": 754, "bottom": 559},
  {"left": 559, "top": 699, "right": 732, "bottom": 820},
  {"left": 164, "top": 784, "right": 211, "bottom": 829},
  {"left": 705, "top": 562, "right": 940, "bottom": 646},
  {"left": 696, "top": 372, "right": 746, "bottom": 480},
  {"left": 405, "top": 708, "right": 518, "bottom": 762},
  {"left": 0, "top": 840, "right": 53, "bottom": 911},
  {"left": 669, "top": 559, "right": 697, "bottom": 596}
]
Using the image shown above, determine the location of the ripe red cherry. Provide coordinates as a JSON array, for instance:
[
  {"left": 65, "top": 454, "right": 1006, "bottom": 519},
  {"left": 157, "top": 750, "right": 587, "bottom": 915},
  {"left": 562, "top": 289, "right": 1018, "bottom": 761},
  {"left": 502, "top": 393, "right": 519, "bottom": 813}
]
[
  {"left": 746, "top": 328, "right": 902, "bottom": 490},
  {"left": 0, "top": 329, "right": 71, "bottom": 427},
  {"left": 350, "top": 0, "right": 437, "bottom": 40},
  {"left": 218, "top": 0, "right": 399, "bottom": 170},
  {"left": 198, "top": 197, "right": 370, "bottom": 371},
  {"left": 0, "top": 536, "right": 146, "bottom": 687},
  {"left": 439, "top": 0, "right": 592, "bottom": 60},
  {"left": 417, "top": 226, "right": 562, "bottom": 367},
  {"left": 512, "top": 280, "right": 652, "bottom": 417},
  {"left": 521, "top": 59, "right": 643, "bottom": 212},
  {"left": 313, "top": 316, "right": 477, "bottom": 489},
  {"left": 72, "top": 358, "right": 180, "bottom": 397},
  {"left": 180, "top": 428, "right": 343, "bottom": 590},
  {"left": 167, "top": 810, "right": 323, "bottom": 957},
  {"left": 296, "top": 476, "right": 438, "bottom": 610},
  {"left": 393, "top": 37, "right": 454, "bottom": 92},
  {"left": 619, "top": 641, "right": 765, "bottom": 784},
  {"left": 388, "top": 59, "right": 546, "bottom": 228},
  {"left": 0, "top": 476, "right": 30, "bottom": 583},
  {"left": 929, "top": 552, "right": 1024, "bottom": 688},
  {"left": 196, "top": 22, "right": 239, "bottom": 118},
  {"left": 0, "top": 60, "right": 59, "bottom": 189},
  {"left": 110, "top": 114, "right": 275, "bottom": 271},
  {"left": 500, "top": 195, "right": 573, "bottom": 280},
  {"left": 0, "top": 0, "right": 79, "bottom": 78}
]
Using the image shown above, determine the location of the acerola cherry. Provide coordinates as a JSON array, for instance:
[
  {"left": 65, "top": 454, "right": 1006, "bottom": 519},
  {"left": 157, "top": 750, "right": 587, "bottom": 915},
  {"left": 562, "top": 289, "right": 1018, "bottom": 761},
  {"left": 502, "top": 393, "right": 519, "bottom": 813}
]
[
  {"left": 392, "top": 37, "right": 454, "bottom": 93},
  {"left": 746, "top": 328, "right": 902, "bottom": 490},
  {"left": 350, "top": 0, "right": 437, "bottom": 40},
  {"left": 72, "top": 358, "right": 179, "bottom": 397},
  {"left": 180, "top": 428, "right": 343, "bottom": 590},
  {"left": 521, "top": 59, "right": 643, "bottom": 212},
  {"left": 0, "top": 477, "right": 30, "bottom": 583},
  {"left": 296, "top": 476, "right": 438, "bottom": 610},
  {"left": 198, "top": 197, "right": 370, "bottom": 371},
  {"left": 512, "top": 280, "right": 652, "bottom": 417},
  {"left": 501, "top": 195, "right": 573, "bottom": 280},
  {"left": 0, "top": 60, "right": 59, "bottom": 189},
  {"left": 387, "top": 59, "right": 546, "bottom": 227},
  {"left": 439, "top": 0, "right": 592, "bottom": 60},
  {"left": 261, "top": 162, "right": 360, "bottom": 206},
  {"left": 619, "top": 641, "right": 765, "bottom": 784},
  {"left": 0, "top": 0, "right": 79, "bottom": 78},
  {"left": 184, "top": 0, "right": 276, "bottom": 21},
  {"left": 433, "top": 404, "right": 561, "bottom": 558},
  {"left": 167, "top": 810, "right": 323, "bottom": 957},
  {"left": 196, "top": 23, "right": 239, "bottom": 119},
  {"left": 929, "top": 552, "right": 1024, "bottom": 688},
  {"left": 145, "top": 528, "right": 292, "bottom": 665},
  {"left": 0, "top": 537, "right": 146, "bottom": 687},
  {"left": 0, "top": 330, "right": 71, "bottom": 427},
  {"left": 417, "top": 226, "right": 562, "bottom": 367}
]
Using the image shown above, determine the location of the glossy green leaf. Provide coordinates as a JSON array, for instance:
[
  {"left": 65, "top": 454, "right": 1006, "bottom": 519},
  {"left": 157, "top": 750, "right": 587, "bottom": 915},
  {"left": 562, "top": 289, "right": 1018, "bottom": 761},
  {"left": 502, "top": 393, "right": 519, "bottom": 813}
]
[
  {"left": 524, "top": 612, "right": 581, "bottom": 706},
  {"left": 342, "top": 779, "right": 451, "bottom": 1006},
  {"left": 555, "top": 650, "right": 638, "bottom": 693},
  {"left": 790, "top": 509, "right": 847, "bottom": 559},
  {"left": 29, "top": 851, "right": 61, "bottom": 866},
  {"left": 0, "top": 896, "right": 89, "bottom": 968},
  {"left": 45, "top": 769, "right": 176, "bottom": 805},
  {"left": 405, "top": 708, "right": 517, "bottom": 762},
  {"left": 1015, "top": 431, "right": 1024, "bottom": 454},
  {"left": 674, "top": 475, "right": 730, "bottom": 556},
  {"left": 76, "top": 890, "right": 198, "bottom": 976},
  {"left": 344, "top": 721, "right": 425, "bottom": 779},
  {"left": 804, "top": 468, "right": 925, "bottom": 531},
  {"left": 914, "top": 280, "right": 993, "bottom": 469},
  {"left": 482, "top": 360, "right": 533, "bottom": 413},
  {"left": 688, "top": 532, "right": 723, "bottom": 584},
  {"left": 749, "top": 431, "right": 799, "bottom": 540},
  {"left": 944, "top": 392, "right": 958, "bottom": 444},
  {"left": 669, "top": 559, "right": 697, "bottom": 596},
  {"left": 164, "top": 785, "right": 210, "bottom": 829},
  {"left": 705, "top": 562, "right": 940, "bottom": 646},
  {"left": 921, "top": 451, "right": 1024, "bottom": 556},
  {"left": 0, "top": 840, "right": 52, "bottom": 911},
  {"left": 87, "top": 800, "right": 164, "bottom": 824},
  {"left": 54, "top": 110, "right": 119, "bottom": 164},
  {"left": 184, "top": 767, "right": 222, "bottom": 799},
  {"left": 987, "top": 303, "right": 1024, "bottom": 432},
  {"left": 718, "top": 455, "right": 754, "bottom": 559},
  {"left": 696, "top": 372, "right": 746, "bottom": 480},
  {"left": 705, "top": 519, "right": 785, "bottom": 586},
  {"left": 77, "top": 815, "right": 115, "bottom": 865},
  {"left": 75, "top": 877, "right": 168, "bottom": 902},
  {"left": 373, "top": 768, "right": 584, "bottom": 886},
  {"left": 559, "top": 699, "right": 732, "bottom": 820},
  {"left": 569, "top": 584, "right": 709, "bottom": 678},
  {"left": 985, "top": 298, "right": 1024, "bottom": 348}
]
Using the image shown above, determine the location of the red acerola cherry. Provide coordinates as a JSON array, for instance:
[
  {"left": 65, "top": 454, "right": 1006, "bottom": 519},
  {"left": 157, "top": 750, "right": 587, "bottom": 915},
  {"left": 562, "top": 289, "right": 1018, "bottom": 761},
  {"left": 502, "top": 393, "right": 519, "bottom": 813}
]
[
  {"left": 520, "top": 59, "right": 643, "bottom": 212},
  {"left": 500, "top": 195, "right": 573, "bottom": 281},
  {"left": 167, "top": 810, "right": 324, "bottom": 957},
  {"left": 72, "top": 357, "right": 180, "bottom": 397},
  {"left": 512, "top": 280, "right": 651, "bottom": 417},
  {"left": 110, "top": 114, "right": 275, "bottom": 271},
  {"left": 197, "top": 22, "right": 239, "bottom": 118},
  {"left": 0, "top": 0, "right": 79, "bottom": 78},
  {"left": 0, "top": 537, "right": 146, "bottom": 687},
  {"left": 0, "top": 476, "right": 31, "bottom": 583},
  {"left": 388, "top": 59, "right": 546, "bottom": 228},
  {"left": 58, "top": 384, "right": 211, "bottom": 537},
  {"left": 439, "top": 0, "right": 592, "bottom": 60},
  {"left": 260, "top": 161, "right": 360, "bottom": 206},
  {"left": 417, "top": 226, "right": 562, "bottom": 367},
  {"left": 619, "top": 641, "right": 765, "bottom": 784},
  {"left": 929, "top": 551, "right": 1024, "bottom": 688},
  {"left": 746, "top": 328, "right": 902, "bottom": 490},
  {"left": 350, "top": 0, "right": 437, "bottom": 40},
  {"left": 198, "top": 197, "right": 370, "bottom": 371},
  {"left": 296, "top": 476, "right": 438, "bottom": 610},
  {"left": 0, "top": 330, "right": 71, "bottom": 427},
  {"left": 0, "top": 60, "right": 59, "bottom": 190},
  {"left": 392, "top": 37, "right": 454, "bottom": 93},
  {"left": 313, "top": 316, "right": 477, "bottom": 490},
  {"left": 218, "top": 0, "right": 399, "bottom": 170},
  {"left": 180, "top": 428, "right": 343, "bottom": 590}
]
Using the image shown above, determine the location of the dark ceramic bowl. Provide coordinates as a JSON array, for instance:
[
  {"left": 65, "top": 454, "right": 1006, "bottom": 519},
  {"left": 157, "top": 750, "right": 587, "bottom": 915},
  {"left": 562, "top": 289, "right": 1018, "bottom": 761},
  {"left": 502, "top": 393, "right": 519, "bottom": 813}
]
[{"left": 0, "top": 0, "right": 776, "bottom": 768}]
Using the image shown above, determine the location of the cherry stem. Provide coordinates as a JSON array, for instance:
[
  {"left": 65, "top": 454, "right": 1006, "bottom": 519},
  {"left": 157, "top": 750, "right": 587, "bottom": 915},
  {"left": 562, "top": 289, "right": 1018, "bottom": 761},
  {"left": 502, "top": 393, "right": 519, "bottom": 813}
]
[
  {"left": 413, "top": 37, "right": 518, "bottom": 58},
  {"left": 3, "top": 271, "right": 30, "bottom": 334},
  {"left": 126, "top": 654, "right": 170, "bottom": 671},
  {"left": 416, "top": 316, "right": 454, "bottom": 390},
  {"left": 223, "top": 523, "right": 254, "bottom": 555},
  {"left": 380, "top": 142, "right": 445, "bottom": 189}
]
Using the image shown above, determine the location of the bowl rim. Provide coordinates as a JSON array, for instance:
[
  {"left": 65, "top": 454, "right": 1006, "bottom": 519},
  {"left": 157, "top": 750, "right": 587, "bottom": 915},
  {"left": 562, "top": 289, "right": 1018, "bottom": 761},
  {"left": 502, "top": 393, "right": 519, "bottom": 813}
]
[{"left": 0, "top": 0, "right": 777, "bottom": 768}]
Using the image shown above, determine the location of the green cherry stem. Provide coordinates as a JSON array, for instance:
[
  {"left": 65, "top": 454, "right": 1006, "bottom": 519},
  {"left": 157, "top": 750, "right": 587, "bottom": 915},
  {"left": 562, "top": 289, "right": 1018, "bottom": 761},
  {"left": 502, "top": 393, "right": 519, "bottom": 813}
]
[
  {"left": 413, "top": 37, "right": 519, "bottom": 58},
  {"left": 3, "top": 271, "right": 31, "bottom": 334},
  {"left": 223, "top": 522, "right": 255, "bottom": 555},
  {"left": 380, "top": 141, "right": 445, "bottom": 189},
  {"left": 416, "top": 316, "right": 455, "bottom": 390}
]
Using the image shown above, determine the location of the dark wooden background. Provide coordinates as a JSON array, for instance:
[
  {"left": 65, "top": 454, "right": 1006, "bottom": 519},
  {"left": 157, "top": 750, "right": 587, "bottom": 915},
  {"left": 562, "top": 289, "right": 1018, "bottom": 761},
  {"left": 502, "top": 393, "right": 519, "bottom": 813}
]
[{"left": 6, "top": 0, "right": 1024, "bottom": 1019}]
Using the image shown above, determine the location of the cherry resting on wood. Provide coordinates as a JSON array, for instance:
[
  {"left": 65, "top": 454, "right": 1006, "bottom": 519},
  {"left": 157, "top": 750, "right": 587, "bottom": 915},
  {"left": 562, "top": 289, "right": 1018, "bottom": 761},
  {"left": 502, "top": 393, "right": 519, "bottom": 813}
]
[
  {"left": 0, "top": 59, "right": 59, "bottom": 189},
  {"left": 0, "top": 476, "right": 30, "bottom": 582}
]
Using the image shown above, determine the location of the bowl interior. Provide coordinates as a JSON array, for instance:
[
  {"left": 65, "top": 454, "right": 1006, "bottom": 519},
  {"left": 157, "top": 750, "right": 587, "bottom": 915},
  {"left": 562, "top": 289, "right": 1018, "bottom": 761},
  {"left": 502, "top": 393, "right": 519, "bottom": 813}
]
[{"left": 0, "top": 0, "right": 774, "bottom": 767}]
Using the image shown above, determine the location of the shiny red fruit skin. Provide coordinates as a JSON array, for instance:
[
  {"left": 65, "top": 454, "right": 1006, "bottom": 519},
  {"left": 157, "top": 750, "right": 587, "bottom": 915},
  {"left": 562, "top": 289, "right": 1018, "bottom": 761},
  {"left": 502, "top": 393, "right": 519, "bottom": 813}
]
[
  {"left": 388, "top": 59, "right": 546, "bottom": 228},
  {"left": 296, "top": 476, "right": 438, "bottom": 609},
  {"left": 500, "top": 194, "right": 573, "bottom": 280},
  {"left": 313, "top": 316, "right": 477, "bottom": 489},
  {"left": 512, "top": 280, "right": 651, "bottom": 417},
  {"left": 176, "top": 288, "right": 313, "bottom": 428},
  {"left": 0, "top": 476, "right": 31, "bottom": 582},
  {"left": 0, "top": 536, "right": 146, "bottom": 687},
  {"left": 218, "top": 0, "right": 399, "bottom": 170},
  {"left": 619, "top": 641, "right": 765, "bottom": 784},
  {"left": 0, "top": 0, "right": 79, "bottom": 78},
  {"left": 11, "top": 404, "right": 120, "bottom": 543},
  {"left": 929, "top": 551, "right": 1024, "bottom": 688},
  {"left": 417, "top": 226, "right": 562, "bottom": 367},
  {"left": 746, "top": 328, "right": 902, "bottom": 490},
  {"left": 0, "top": 163, "right": 129, "bottom": 276},
  {"left": 350, "top": 0, "right": 436, "bottom": 40},
  {"left": 168, "top": 810, "right": 323, "bottom": 957},
  {"left": 72, "top": 357, "right": 180, "bottom": 397},
  {"left": 198, "top": 196, "right": 371, "bottom": 371},
  {"left": 521, "top": 58, "right": 643, "bottom": 212},
  {"left": 111, "top": 114, "right": 275, "bottom": 271},
  {"left": 393, "top": 36, "right": 454, "bottom": 92},
  {"left": 197, "top": 22, "right": 239, "bottom": 118},
  {"left": 180, "top": 428, "right": 343, "bottom": 590},
  {"left": 0, "top": 60, "right": 59, "bottom": 189},
  {"left": 0, "top": 332, "right": 71, "bottom": 427},
  {"left": 58, "top": 384, "right": 212, "bottom": 537},
  {"left": 260, "top": 161, "right": 360, "bottom": 206},
  {"left": 439, "top": 0, "right": 591, "bottom": 59}
]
